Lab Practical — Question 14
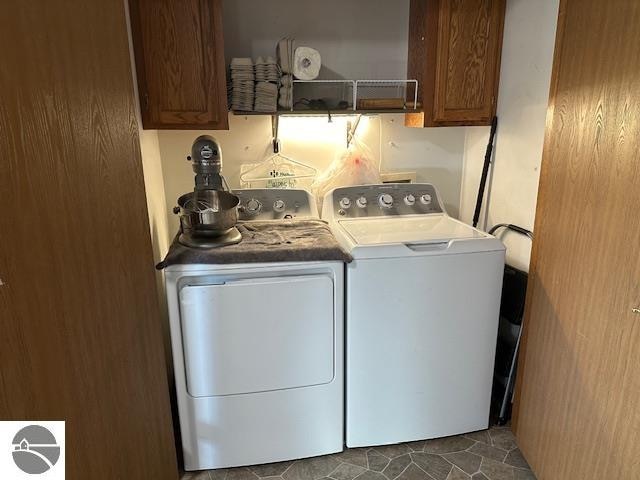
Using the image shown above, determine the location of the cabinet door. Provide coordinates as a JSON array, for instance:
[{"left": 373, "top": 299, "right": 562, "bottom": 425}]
[
  {"left": 434, "top": 0, "right": 505, "bottom": 124},
  {"left": 129, "top": 0, "right": 228, "bottom": 129},
  {"left": 407, "top": 0, "right": 505, "bottom": 127}
]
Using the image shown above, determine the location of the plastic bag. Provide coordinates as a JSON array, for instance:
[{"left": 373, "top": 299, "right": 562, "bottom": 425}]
[{"left": 312, "top": 139, "right": 381, "bottom": 211}]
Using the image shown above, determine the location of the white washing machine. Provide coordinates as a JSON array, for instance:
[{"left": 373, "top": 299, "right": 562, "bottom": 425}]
[
  {"left": 165, "top": 189, "right": 344, "bottom": 470},
  {"left": 322, "top": 183, "right": 505, "bottom": 448}
]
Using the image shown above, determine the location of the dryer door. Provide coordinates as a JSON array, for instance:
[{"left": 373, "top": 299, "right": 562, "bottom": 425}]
[{"left": 180, "top": 275, "right": 335, "bottom": 397}]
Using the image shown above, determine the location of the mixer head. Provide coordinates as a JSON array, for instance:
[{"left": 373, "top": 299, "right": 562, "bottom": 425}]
[
  {"left": 191, "top": 135, "right": 222, "bottom": 174},
  {"left": 190, "top": 135, "right": 223, "bottom": 190}
]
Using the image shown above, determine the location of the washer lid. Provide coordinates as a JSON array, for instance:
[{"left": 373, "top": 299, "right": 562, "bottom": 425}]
[{"left": 339, "top": 215, "right": 486, "bottom": 245}]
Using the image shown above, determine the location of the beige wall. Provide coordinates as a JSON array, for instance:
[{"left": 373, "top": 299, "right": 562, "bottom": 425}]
[
  {"left": 460, "top": 0, "right": 560, "bottom": 271},
  {"left": 152, "top": 0, "right": 470, "bottom": 249},
  {"left": 139, "top": 129, "right": 170, "bottom": 262},
  {"left": 156, "top": 113, "right": 468, "bottom": 248},
  {"left": 138, "top": 129, "right": 172, "bottom": 369},
  {"left": 136, "top": 0, "right": 560, "bottom": 276},
  {"left": 223, "top": 0, "right": 410, "bottom": 80}
]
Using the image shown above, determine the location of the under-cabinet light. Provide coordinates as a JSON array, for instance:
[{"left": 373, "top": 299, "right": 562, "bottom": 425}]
[{"left": 278, "top": 115, "right": 371, "bottom": 147}]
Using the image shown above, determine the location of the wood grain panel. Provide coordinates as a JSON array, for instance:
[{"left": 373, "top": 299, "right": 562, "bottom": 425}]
[
  {"left": 513, "top": 0, "right": 640, "bottom": 478},
  {"left": 0, "top": 1, "right": 178, "bottom": 478},
  {"left": 439, "top": 0, "right": 490, "bottom": 110},
  {"left": 406, "top": 0, "right": 439, "bottom": 127},
  {"left": 406, "top": 0, "right": 504, "bottom": 127},
  {"left": 129, "top": 0, "right": 228, "bottom": 129},
  {"left": 433, "top": 0, "right": 504, "bottom": 123}
]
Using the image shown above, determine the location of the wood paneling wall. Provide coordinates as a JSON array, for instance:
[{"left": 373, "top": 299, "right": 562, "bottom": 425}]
[
  {"left": 513, "top": 0, "right": 640, "bottom": 478},
  {"left": 0, "top": 1, "right": 178, "bottom": 478}
]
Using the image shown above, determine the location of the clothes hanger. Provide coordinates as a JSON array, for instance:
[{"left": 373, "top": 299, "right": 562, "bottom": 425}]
[
  {"left": 239, "top": 145, "right": 318, "bottom": 183},
  {"left": 239, "top": 115, "right": 317, "bottom": 184}
]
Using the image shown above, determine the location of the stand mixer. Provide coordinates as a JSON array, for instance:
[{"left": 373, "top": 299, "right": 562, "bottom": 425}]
[{"left": 174, "top": 135, "right": 242, "bottom": 248}]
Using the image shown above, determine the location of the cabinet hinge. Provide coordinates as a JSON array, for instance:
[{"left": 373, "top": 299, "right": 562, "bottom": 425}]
[{"left": 143, "top": 92, "right": 149, "bottom": 111}]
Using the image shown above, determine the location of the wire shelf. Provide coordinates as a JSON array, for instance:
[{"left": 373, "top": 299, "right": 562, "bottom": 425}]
[
  {"left": 355, "top": 80, "right": 419, "bottom": 110},
  {"left": 231, "top": 79, "right": 419, "bottom": 115},
  {"left": 289, "top": 79, "right": 418, "bottom": 113},
  {"left": 290, "top": 80, "right": 356, "bottom": 112}
]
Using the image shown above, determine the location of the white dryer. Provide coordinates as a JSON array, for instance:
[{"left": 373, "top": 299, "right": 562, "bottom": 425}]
[
  {"left": 322, "top": 183, "right": 505, "bottom": 448},
  {"left": 165, "top": 189, "right": 344, "bottom": 470}
]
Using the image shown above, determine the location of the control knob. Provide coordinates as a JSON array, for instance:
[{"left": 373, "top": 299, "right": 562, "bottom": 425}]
[
  {"left": 273, "top": 199, "right": 286, "bottom": 212},
  {"left": 378, "top": 193, "right": 394, "bottom": 208},
  {"left": 356, "top": 196, "right": 368, "bottom": 208},
  {"left": 420, "top": 194, "right": 432, "bottom": 205},
  {"left": 404, "top": 194, "right": 416, "bottom": 206},
  {"left": 246, "top": 198, "right": 262, "bottom": 214},
  {"left": 339, "top": 197, "right": 352, "bottom": 209}
]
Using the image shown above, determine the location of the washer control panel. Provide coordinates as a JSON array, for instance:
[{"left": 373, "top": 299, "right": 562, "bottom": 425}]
[
  {"left": 236, "top": 189, "right": 318, "bottom": 220},
  {"left": 328, "top": 183, "right": 443, "bottom": 218}
]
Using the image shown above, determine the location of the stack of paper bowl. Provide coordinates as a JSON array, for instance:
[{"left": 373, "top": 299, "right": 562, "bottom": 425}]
[
  {"left": 277, "top": 37, "right": 295, "bottom": 110},
  {"left": 230, "top": 58, "right": 254, "bottom": 111},
  {"left": 253, "top": 56, "right": 279, "bottom": 112},
  {"left": 254, "top": 56, "right": 280, "bottom": 82},
  {"left": 279, "top": 75, "right": 293, "bottom": 110},
  {"left": 254, "top": 82, "right": 278, "bottom": 113}
]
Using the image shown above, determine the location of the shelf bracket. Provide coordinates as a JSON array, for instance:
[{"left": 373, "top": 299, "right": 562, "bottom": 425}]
[
  {"left": 346, "top": 114, "right": 362, "bottom": 148},
  {"left": 271, "top": 114, "right": 280, "bottom": 153}
]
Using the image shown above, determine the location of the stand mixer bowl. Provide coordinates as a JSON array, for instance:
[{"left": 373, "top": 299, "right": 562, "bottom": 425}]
[{"left": 176, "top": 190, "right": 240, "bottom": 237}]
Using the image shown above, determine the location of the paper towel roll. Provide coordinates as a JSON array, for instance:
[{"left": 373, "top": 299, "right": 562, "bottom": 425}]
[{"left": 292, "top": 47, "right": 321, "bottom": 81}]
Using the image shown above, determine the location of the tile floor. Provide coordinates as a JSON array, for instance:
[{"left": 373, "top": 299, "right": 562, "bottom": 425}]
[{"left": 181, "top": 426, "right": 535, "bottom": 480}]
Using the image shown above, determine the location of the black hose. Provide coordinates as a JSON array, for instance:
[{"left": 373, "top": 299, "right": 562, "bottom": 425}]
[
  {"left": 488, "top": 223, "right": 533, "bottom": 240},
  {"left": 472, "top": 116, "right": 498, "bottom": 227}
]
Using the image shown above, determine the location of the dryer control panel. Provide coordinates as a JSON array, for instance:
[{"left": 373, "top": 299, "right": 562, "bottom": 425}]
[
  {"left": 236, "top": 189, "right": 318, "bottom": 220},
  {"left": 325, "top": 183, "right": 444, "bottom": 219}
]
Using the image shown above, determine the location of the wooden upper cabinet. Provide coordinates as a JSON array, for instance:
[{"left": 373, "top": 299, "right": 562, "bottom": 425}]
[
  {"left": 407, "top": 0, "right": 506, "bottom": 127},
  {"left": 129, "top": 0, "right": 228, "bottom": 129}
]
